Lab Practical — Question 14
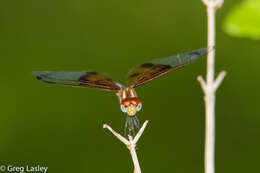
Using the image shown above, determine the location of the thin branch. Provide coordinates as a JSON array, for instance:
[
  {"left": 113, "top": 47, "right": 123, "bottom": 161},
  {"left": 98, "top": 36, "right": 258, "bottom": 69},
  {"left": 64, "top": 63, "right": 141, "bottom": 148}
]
[
  {"left": 201, "top": 0, "right": 209, "bottom": 6},
  {"left": 128, "top": 136, "right": 141, "bottom": 173},
  {"left": 213, "top": 71, "right": 226, "bottom": 91},
  {"left": 103, "top": 120, "right": 149, "bottom": 173},
  {"left": 103, "top": 124, "right": 129, "bottom": 145},
  {"left": 199, "top": 1, "right": 225, "bottom": 173},
  {"left": 197, "top": 75, "right": 208, "bottom": 93},
  {"left": 133, "top": 120, "right": 149, "bottom": 144}
]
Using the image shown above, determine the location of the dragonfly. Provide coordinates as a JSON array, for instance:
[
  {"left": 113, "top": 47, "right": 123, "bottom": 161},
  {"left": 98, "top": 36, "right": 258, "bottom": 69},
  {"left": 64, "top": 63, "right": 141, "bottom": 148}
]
[{"left": 32, "top": 47, "right": 209, "bottom": 136}]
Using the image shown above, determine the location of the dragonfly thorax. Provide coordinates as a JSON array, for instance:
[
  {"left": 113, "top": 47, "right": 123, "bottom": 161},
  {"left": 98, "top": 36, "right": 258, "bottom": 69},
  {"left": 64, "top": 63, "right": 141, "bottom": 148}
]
[{"left": 116, "top": 87, "right": 137, "bottom": 102}]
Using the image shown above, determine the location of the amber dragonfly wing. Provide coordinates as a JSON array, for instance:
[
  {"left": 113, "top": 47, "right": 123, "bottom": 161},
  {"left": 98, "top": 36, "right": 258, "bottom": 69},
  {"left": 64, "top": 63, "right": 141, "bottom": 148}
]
[
  {"left": 32, "top": 71, "right": 121, "bottom": 91},
  {"left": 126, "top": 47, "right": 210, "bottom": 88}
]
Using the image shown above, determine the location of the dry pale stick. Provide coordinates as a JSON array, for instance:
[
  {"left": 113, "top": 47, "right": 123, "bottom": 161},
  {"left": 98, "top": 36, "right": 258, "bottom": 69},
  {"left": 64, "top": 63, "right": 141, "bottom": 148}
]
[
  {"left": 103, "top": 120, "right": 148, "bottom": 173},
  {"left": 197, "top": 1, "right": 226, "bottom": 173}
]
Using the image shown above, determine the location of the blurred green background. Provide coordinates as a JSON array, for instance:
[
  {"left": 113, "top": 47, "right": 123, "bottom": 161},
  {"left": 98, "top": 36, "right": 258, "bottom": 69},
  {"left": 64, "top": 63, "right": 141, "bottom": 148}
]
[{"left": 0, "top": 0, "right": 259, "bottom": 172}]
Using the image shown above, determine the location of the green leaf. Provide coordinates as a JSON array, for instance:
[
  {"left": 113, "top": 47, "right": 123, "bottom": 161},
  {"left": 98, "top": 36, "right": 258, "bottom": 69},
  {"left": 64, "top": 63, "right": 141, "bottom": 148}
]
[{"left": 223, "top": 0, "right": 260, "bottom": 40}]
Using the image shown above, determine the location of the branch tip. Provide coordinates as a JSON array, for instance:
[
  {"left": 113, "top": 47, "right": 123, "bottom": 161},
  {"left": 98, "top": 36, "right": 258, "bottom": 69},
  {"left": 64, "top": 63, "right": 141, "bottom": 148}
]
[
  {"left": 214, "top": 70, "right": 226, "bottom": 91},
  {"left": 197, "top": 75, "right": 207, "bottom": 93},
  {"left": 133, "top": 120, "right": 149, "bottom": 144},
  {"left": 103, "top": 123, "right": 129, "bottom": 145}
]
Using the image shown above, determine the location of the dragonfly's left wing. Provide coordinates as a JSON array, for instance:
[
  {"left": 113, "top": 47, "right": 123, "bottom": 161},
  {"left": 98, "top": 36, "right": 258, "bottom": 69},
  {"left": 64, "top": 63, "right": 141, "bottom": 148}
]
[
  {"left": 126, "top": 47, "right": 209, "bottom": 88},
  {"left": 32, "top": 71, "right": 121, "bottom": 91}
]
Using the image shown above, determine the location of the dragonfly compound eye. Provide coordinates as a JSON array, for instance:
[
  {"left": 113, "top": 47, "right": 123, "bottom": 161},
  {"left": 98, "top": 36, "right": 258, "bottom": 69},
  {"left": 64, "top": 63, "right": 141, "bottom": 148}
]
[
  {"left": 120, "top": 104, "right": 127, "bottom": 113},
  {"left": 136, "top": 103, "right": 142, "bottom": 112}
]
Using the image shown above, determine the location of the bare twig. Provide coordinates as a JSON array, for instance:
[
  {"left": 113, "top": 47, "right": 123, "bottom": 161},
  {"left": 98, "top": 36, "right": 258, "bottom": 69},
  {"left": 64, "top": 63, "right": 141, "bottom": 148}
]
[
  {"left": 103, "top": 124, "right": 129, "bottom": 145},
  {"left": 199, "top": 1, "right": 226, "bottom": 173},
  {"left": 213, "top": 71, "right": 227, "bottom": 91},
  {"left": 133, "top": 121, "right": 148, "bottom": 144},
  {"left": 103, "top": 120, "right": 149, "bottom": 173},
  {"left": 197, "top": 75, "right": 207, "bottom": 93}
]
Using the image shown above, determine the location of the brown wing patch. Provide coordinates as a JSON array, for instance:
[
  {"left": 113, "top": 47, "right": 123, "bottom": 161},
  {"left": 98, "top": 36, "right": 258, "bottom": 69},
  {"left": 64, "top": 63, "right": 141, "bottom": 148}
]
[
  {"left": 78, "top": 71, "right": 121, "bottom": 91},
  {"left": 126, "top": 64, "right": 172, "bottom": 87},
  {"left": 32, "top": 71, "right": 122, "bottom": 91},
  {"left": 126, "top": 48, "right": 208, "bottom": 88},
  {"left": 140, "top": 63, "right": 155, "bottom": 68}
]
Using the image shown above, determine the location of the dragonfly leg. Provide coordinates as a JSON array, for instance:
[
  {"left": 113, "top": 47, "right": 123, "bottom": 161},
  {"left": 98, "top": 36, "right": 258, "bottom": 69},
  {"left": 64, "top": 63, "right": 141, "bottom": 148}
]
[
  {"left": 127, "top": 116, "right": 133, "bottom": 137},
  {"left": 133, "top": 116, "right": 140, "bottom": 130},
  {"left": 128, "top": 123, "right": 132, "bottom": 137},
  {"left": 124, "top": 116, "right": 128, "bottom": 137},
  {"left": 129, "top": 117, "right": 134, "bottom": 137},
  {"left": 130, "top": 117, "right": 135, "bottom": 137},
  {"left": 124, "top": 116, "right": 141, "bottom": 137}
]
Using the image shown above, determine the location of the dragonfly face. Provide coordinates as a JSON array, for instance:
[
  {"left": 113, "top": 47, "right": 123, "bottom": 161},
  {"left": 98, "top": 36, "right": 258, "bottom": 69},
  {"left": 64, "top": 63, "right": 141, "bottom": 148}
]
[
  {"left": 120, "top": 97, "right": 142, "bottom": 116},
  {"left": 32, "top": 47, "right": 210, "bottom": 136}
]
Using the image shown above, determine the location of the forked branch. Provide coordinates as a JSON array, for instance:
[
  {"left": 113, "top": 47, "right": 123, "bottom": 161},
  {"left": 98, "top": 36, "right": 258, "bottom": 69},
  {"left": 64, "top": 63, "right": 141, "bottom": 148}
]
[
  {"left": 197, "top": 70, "right": 226, "bottom": 94},
  {"left": 103, "top": 120, "right": 149, "bottom": 173}
]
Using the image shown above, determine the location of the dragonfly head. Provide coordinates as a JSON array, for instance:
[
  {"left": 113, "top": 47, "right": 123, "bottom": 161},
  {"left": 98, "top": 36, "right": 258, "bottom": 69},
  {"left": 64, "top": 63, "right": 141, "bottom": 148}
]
[{"left": 120, "top": 98, "right": 142, "bottom": 116}]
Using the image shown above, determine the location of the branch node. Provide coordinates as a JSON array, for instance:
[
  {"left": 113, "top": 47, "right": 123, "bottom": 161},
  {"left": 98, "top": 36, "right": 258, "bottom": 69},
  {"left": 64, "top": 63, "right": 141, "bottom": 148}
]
[
  {"left": 202, "top": 0, "right": 224, "bottom": 10},
  {"left": 214, "top": 0, "right": 224, "bottom": 9},
  {"left": 103, "top": 121, "right": 149, "bottom": 173}
]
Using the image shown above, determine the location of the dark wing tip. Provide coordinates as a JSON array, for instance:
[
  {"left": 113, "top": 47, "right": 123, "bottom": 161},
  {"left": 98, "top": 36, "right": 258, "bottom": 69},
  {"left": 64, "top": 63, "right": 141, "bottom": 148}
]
[
  {"left": 190, "top": 47, "right": 214, "bottom": 58},
  {"left": 31, "top": 71, "right": 46, "bottom": 80},
  {"left": 36, "top": 76, "right": 42, "bottom": 80}
]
